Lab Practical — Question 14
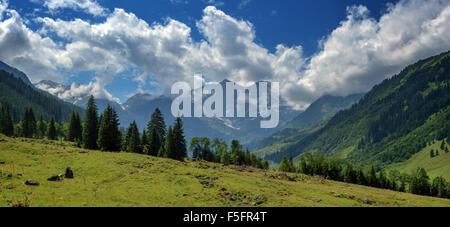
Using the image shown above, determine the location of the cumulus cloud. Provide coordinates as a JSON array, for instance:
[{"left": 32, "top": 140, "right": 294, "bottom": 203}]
[
  {"left": 1, "top": 0, "right": 450, "bottom": 108},
  {"left": 0, "top": 1, "right": 69, "bottom": 83},
  {"left": 36, "top": 6, "right": 302, "bottom": 96},
  {"left": 284, "top": 0, "right": 450, "bottom": 109},
  {"left": 42, "top": 0, "right": 107, "bottom": 16}
]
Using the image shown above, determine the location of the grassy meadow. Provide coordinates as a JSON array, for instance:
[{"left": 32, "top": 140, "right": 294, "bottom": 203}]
[{"left": 0, "top": 134, "right": 449, "bottom": 207}]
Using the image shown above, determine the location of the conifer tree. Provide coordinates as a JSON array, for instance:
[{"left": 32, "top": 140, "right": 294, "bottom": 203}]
[
  {"left": 367, "top": 166, "right": 378, "bottom": 187},
  {"left": 170, "top": 117, "right": 187, "bottom": 161},
  {"left": 0, "top": 106, "right": 14, "bottom": 136},
  {"left": 141, "top": 130, "right": 149, "bottom": 153},
  {"left": 148, "top": 127, "right": 161, "bottom": 156},
  {"left": 74, "top": 113, "right": 82, "bottom": 141},
  {"left": 98, "top": 105, "right": 121, "bottom": 152},
  {"left": 68, "top": 111, "right": 82, "bottom": 142},
  {"left": 147, "top": 108, "right": 167, "bottom": 141},
  {"left": 125, "top": 121, "right": 140, "bottom": 153},
  {"left": 22, "top": 108, "right": 36, "bottom": 138},
  {"left": 162, "top": 126, "right": 173, "bottom": 158},
  {"left": 82, "top": 96, "right": 99, "bottom": 149},
  {"left": 47, "top": 118, "right": 57, "bottom": 140}
]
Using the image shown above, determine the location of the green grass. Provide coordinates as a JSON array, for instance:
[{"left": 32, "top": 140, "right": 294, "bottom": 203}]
[
  {"left": 388, "top": 140, "right": 450, "bottom": 180},
  {"left": 0, "top": 135, "right": 449, "bottom": 207}
]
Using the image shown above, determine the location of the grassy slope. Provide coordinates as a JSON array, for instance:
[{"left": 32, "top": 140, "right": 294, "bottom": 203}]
[
  {"left": 0, "top": 135, "right": 449, "bottom": 207},
  {"left": 388, "top": 140, "right": 450, "bottom": 180}
]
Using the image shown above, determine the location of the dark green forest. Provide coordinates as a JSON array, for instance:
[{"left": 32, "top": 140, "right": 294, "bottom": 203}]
[{"left": 0, "top": 70, "right": 83, "bottom": 123}]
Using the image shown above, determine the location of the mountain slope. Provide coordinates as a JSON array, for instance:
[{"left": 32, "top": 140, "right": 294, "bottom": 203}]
[
  {"left": 0, "top": 134, "right": 448, "bottom": 207},
  {"left": 264, "top": 51, "right": 450, "bottom": 169},
  {"left": 250, "top": 94, "right": 364, "bottom": 153},
  {"left": 388, "top": 139, "right": 450, "bottom": 181},
  {"left": 285, "top": 94, "right": 364, "bottom": 129},
  {"left": 0, "top": 61, "right": 33, "bottom": 87},
  {"left": 0, "top": 70, "right": 83, "bottom": 122}
]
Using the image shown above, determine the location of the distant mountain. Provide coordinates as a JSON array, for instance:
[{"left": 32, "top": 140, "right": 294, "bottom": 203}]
[
  {"left": 35, "top": 80, "right": 135, "bottom": 128},
  {"left": 123, "top": 80, "right": 302, "bottom": 144},
  {"left": 0, "top": 69, "right": 83, "bottom": 123},
  {"left": 285, "top": 94, "right": 364, "bottom": 129},
  {"left": 264, "top": 51, "right": 450, "bottom": 169},
  {"left": 36, "top": 78, "right": 302, "bottom": 145},
  {"left": 0, "top": 61, "right": 33, "bottom": 86}
]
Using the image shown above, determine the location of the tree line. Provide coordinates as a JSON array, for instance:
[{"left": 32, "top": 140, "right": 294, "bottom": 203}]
[
  {"left": 279, "top": 153, "right": 449, "bottom": 199},
  {"left": 190, "top": 137, "right": 269, "bottom": 169},
  {"left": 0, "top": 96, "right": 267, "bottom": 169}
]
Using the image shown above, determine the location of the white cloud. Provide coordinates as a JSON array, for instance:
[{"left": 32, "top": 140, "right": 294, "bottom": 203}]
[
  {"left": 284, "top": 0, "right": 450, "bottom": 109},
  {"left": 0, "top": 2, "right": 69, "bottom": 83},
  {"left": 42, "top": 0, "right": 107, "bottom": 16},
  {"left": 1, "top": 0, "right": 450, "bottom": 109}
]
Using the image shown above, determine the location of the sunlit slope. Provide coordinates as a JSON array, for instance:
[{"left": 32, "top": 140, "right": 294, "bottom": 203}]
[
  {"left": 0, "top": 135, "right": 449, "bottom": 207},
  {"left": 389, "top": 140, "right": 450, "bottom": 181}
]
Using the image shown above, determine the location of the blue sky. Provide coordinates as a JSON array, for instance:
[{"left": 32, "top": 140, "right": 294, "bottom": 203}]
[
  {"left": 14, "top": 0, "right": 397, "bottom": 55},
  {"left": 1, "top": 0, "right": 450, "bottom": 108}
]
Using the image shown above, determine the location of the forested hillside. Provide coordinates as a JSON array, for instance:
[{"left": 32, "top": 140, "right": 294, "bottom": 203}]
[
  {"left": 250, "top": 94, "right": 364, "bottom": 155},
  {"left": 0, "top": 70, "right": 83, "bottom": 123},
  {"left": 264, "top": 51, "right": 450, "bottom": 169}
]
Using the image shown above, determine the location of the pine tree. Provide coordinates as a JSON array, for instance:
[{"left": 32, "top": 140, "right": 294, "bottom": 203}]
[
  {"left": 169, "top": 117, "right": 187, "bottom": 161},
  {"left": 440, "top": 140, "right": 446, "bottom": 150},
  {"left": 141, "top": 130, "right": 149, "bottom": 153},
  {"left": 367, "top": 166, "right": 378, "bottom": 187},
  {"left": 0, "top": 106, "right": 14, "bottom": 136},
  {"left": 162, "top": 126, "right": 173, "bottom": 158},
  {"left": 148, "top": 127, "right": 161, "bottom": 156},
  {"left": 147, "top": 108, "right": 167, "bottom": 141},
  {"left": 82, "top": 96, "right": 99, "bottom": 150},
  {"left": 68, "top": 111, "right": 78, "bottom": 141},
  {"left": 74, "top": 113, "right": 82, "bottom": 142},
  {"left": 97, "top": 105, "right": 121, "bottom": 152},
  {"left": 22, "top": 108, "right": 36, "bottom": 138},
  {"left": 125, "top": 121, "right": 140, "bottom": 153},
  {"left": 47, "top": 118, "right": 57, "bottom": 140},
  {"left": 430, "top": 149, "right": 435, "bottom": 158}
]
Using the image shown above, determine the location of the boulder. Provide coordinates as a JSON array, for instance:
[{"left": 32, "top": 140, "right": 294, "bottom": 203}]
[
  {"left": 362, "top": 198, "right": 372, "bottom": 205},
  {"left": 48, "top": 174, "right": 64, "bottom": 182},
  {"left": 25, "top": 180, "right": 40, "bottom": 186},
  {"left": 65, "top": 167, "right": 74, "bottom": 179}
]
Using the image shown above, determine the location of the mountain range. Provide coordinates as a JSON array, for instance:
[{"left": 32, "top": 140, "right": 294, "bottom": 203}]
[{"left": 34, "top": 77, "right": 304, "bottom": 144}]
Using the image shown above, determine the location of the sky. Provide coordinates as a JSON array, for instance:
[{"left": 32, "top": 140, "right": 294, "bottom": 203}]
[{"left": 1, "top": 0, "right": 450, "bottom": 109}]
